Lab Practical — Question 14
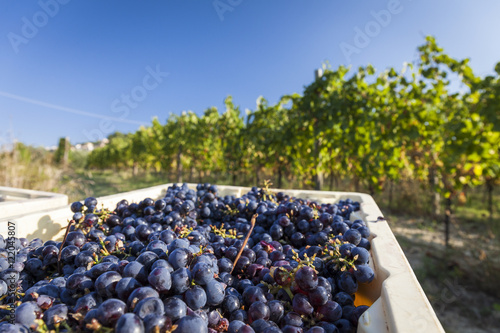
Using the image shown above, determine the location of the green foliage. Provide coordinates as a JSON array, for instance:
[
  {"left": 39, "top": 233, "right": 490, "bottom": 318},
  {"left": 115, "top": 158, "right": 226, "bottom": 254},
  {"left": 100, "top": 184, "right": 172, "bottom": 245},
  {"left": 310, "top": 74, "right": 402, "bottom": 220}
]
[
  {"left": 69, "top": 150, "right": 89, "bottom": 169},
  {"left": 87, "top": 36, "right": 500, "bottom": 203}
]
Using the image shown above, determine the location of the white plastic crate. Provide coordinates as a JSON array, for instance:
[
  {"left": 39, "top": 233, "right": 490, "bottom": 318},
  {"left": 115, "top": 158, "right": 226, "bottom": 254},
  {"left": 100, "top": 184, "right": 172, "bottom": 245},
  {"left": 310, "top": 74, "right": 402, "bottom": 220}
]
[
  {"left": 0, "top": 184, "right": 167, "bottom": 240},
  {"left": 0, "top": 186, "right": 68, "bottom": 219},
  {"left": 0, "top": 184, "right": 445, "bottom": 332}
]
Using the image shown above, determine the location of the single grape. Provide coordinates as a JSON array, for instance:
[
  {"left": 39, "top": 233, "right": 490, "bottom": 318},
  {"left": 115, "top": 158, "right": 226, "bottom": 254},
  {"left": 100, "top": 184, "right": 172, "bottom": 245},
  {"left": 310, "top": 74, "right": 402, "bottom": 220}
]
[
  {"left": 185, "top": 285, "right": 207, "bottom": 310},
  {"left": 173, "top": 315, "right": 208, "bottom": 333},
  {"left": 247, "top": 301, "right": 270, "bottom": 323},
  {"left": 294, "top": 266, "right": 318, "bottom": 292},
  {"left": 97, "top": 298, "right": 127, "bottom": 327},
  {"left": 95, "top": 271, "right": 122, "bottom": 298},
  {"left": 222, "top": 295, "right": 241, "bottom": 314},
  {"left": 148, "top": 267, "right": 172, "bottom": 293},
  {"left": 317, "top": 301, "right": 342, "bottom": 323},
  {"left": 353, "top": 264, "right": 375, "bottom": 284},
  {"left": 205, "top": 279, "right": 225, "bottom": 306},
  {"left": 292, "top": 293, "right": 314, "bottom": 316},
  {"left": 15, "top": 302, "right": 41, "bottom": 328},
  {"left": 163, "top": 297, "right": 187, "bottom": 322},
  {"left": 127, "top": 287, "right": 159, "bottom": 311},
  {"left": 115, "top": 313, "right": 145, "bottom": 333},
  {"left": 43, "top": 304, "right": 68, "bottom": 330},
  {"left": 133, "top": 296, "right": 164, "bottom": 319}
]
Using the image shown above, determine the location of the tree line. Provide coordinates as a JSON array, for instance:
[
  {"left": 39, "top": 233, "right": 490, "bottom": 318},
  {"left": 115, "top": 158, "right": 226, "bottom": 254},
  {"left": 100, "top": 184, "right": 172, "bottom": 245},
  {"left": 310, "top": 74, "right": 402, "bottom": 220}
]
[{"left": 87, "top": 37, "right": 500, "bottom": 238}]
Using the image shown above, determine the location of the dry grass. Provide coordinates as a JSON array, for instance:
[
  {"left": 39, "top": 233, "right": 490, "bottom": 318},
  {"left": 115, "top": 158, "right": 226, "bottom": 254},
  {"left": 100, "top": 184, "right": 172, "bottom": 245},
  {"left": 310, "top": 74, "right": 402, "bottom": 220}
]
[
  {"left": 1, "top": 144, "right": 60, "bottom": 189},
  {"left": 0, "top": 143, "right": 92, "bottom": 199},
  {"left": 392, "top": 218, "right": 500, "bottom": 332}
]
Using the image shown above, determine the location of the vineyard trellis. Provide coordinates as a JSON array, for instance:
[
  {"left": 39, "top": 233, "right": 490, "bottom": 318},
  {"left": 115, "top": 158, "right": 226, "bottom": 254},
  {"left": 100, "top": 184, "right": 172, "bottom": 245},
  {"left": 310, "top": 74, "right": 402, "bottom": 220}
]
[{"left": 87, "top": 37, "right": 500, "bottom": 244}]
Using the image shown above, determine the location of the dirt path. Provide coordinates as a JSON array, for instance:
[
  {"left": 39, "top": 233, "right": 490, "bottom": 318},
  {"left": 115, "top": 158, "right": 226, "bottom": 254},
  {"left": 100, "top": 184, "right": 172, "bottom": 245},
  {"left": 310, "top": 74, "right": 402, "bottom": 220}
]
[{"left": 386, "top": 215, "right": 500, "bottom": 333}]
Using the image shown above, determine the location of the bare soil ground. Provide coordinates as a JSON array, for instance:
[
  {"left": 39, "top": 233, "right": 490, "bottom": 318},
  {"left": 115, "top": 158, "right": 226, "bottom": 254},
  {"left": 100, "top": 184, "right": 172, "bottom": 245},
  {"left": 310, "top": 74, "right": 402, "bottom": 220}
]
[{"left": 387, "top": 214, "right": 500, "bottom": 333}]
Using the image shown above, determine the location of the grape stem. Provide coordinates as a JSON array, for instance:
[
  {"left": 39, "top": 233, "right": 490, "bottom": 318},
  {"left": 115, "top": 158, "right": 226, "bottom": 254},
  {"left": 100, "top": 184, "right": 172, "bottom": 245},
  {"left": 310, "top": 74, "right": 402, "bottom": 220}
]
[
  {"left": 283, "top": 286, "right": 294, "bottom": 301},
  {"left": 57, "top": 219, "right": 75, "bottom": 274},
  {"left": 230, "top": 214, "right": 257, "bottom": 275}
]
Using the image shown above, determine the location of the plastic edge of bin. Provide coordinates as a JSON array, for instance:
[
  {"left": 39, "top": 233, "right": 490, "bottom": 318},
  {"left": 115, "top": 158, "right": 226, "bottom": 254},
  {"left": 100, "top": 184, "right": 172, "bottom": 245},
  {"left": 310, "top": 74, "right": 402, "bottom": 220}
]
[
  {"left": 0, "top": 184, "right": 173, "bottom": 241},
  {"left": 0, "top": 186, "right": 68, "bottom": 219},
  {"left": 349, "top": 193, "right": 445, "bottom": 333}
]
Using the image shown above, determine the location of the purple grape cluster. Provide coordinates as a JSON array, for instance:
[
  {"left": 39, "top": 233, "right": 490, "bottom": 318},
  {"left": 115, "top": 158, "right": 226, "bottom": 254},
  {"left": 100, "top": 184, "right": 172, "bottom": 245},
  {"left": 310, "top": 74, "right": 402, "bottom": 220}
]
[{"left": 0, "top": 183, "right": 374, "bottom": 333}]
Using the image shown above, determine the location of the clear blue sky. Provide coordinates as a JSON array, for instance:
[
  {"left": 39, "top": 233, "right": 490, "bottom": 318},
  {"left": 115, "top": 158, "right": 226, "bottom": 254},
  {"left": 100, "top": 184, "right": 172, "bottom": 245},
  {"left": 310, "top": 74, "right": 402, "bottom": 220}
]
[{"left": 1, "top": 0, "right": 500, "bottom": 147}]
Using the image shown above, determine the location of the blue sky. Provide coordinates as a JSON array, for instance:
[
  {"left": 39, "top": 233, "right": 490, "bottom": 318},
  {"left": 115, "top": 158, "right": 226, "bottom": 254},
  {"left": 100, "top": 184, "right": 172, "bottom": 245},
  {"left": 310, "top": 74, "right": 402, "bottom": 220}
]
[{"left": 1, "top": 0, "right": 500, "bottom": 147}]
